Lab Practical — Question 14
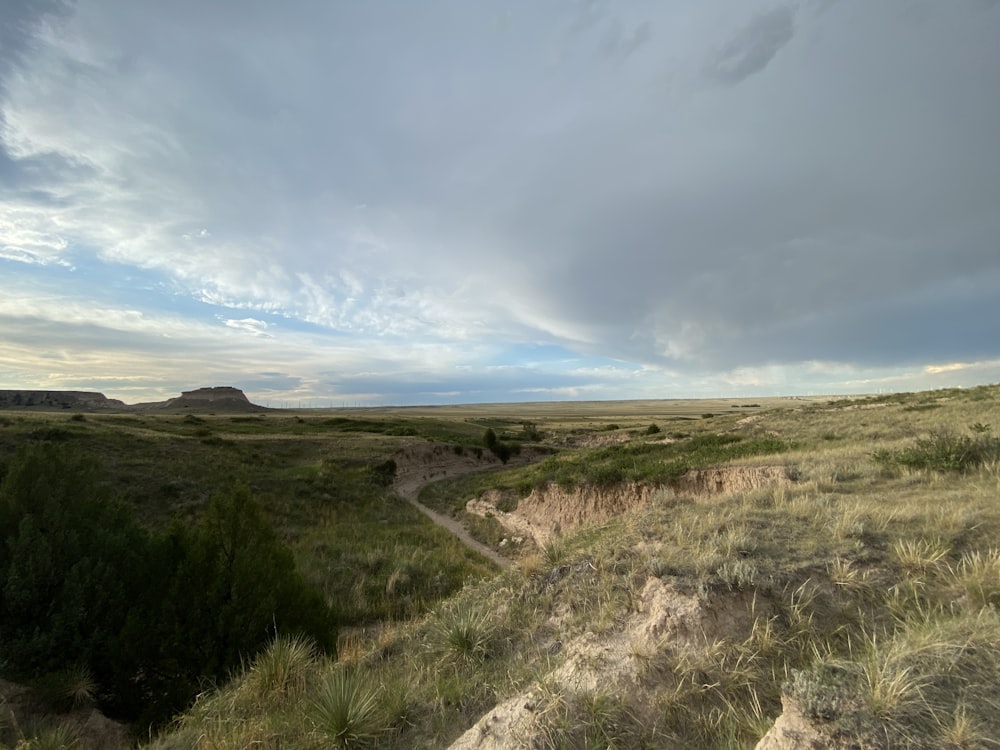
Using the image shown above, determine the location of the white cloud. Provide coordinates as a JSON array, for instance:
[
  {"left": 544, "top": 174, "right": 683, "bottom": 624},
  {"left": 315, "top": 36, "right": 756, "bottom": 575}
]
[{"left": 223, "top": 317, "right": 271, "bottom": 337}]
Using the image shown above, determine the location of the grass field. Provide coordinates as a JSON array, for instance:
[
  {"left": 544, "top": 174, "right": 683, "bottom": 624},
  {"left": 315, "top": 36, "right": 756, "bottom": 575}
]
[{"left": 3, "top": 385, "right": 1000, "bottom": 748}]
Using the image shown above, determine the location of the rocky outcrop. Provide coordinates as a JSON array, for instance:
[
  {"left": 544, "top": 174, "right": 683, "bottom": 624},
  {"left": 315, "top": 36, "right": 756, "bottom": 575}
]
[
  {"left": 0, "top": 390, "right": 126, "bottom": 410},
  {"left": 0, "top": 386, "right": 263, "bottom": 412},
  {"left": 158, "top": 386, "right": 260, "bottom": 411}
]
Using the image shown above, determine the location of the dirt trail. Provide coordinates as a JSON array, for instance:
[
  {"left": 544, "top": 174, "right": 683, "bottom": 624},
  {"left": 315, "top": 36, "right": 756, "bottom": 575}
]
[
  {"left": 392, "top": 444, "right": 512, "bottom": 569},
  {"left": 394, "top": 474, "right": 511, "bottom": 569}
]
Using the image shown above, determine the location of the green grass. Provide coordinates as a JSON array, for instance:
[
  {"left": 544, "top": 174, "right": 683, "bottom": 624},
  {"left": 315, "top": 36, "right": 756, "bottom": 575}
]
[
  {"left": 0, "top": 413, "right": 499, "bottom": 630},
  {"left": 6, "top": 384, "right": 1000, "bottom": 748}
]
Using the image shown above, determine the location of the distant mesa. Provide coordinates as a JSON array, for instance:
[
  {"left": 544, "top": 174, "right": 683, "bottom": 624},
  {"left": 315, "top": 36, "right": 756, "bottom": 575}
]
[
  {"left": 159, "top": 386, "right": 259, "bottom": 411},
  {"left": 0, "top": 386, "right": 264, "bottom": 413},
  {"left": 0, "top": 390, "right": 127, "bottom": 411}
]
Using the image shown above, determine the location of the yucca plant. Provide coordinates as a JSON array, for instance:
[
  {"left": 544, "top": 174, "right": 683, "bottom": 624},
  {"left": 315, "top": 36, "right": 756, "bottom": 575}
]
[
  {"left": 15, "top": 724, "right": 79, "bottom": 750},
  {"left": 430, "top": 603, "right": 498, "bottom": 665},
  {"left": 308, "top": 668, "right": 385, "bottom": 749},
  {"left": 244, "top": 634, "right": 318, "bottom": 705}
]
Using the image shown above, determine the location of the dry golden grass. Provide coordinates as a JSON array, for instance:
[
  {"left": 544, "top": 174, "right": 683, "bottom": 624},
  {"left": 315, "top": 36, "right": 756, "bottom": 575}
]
[{"left": 141, "top": 384, "right": 1000, "bottom": 749}]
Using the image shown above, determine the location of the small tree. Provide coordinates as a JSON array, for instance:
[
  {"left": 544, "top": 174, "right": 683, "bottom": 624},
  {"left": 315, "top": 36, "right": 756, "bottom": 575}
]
[{"left": 483, "top": 428, "right": 499, "bottom": 452}]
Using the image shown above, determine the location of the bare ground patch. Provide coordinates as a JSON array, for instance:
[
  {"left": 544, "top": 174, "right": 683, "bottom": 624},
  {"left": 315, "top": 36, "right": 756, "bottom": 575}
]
[{"left": 449, "top": 577, "right": 765, "bottom": 749}]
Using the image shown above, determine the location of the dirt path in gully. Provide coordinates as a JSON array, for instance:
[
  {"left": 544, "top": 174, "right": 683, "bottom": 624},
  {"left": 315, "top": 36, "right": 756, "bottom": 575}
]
[{"left": 392, "top": 444, "right": 513, "bottom": 569}]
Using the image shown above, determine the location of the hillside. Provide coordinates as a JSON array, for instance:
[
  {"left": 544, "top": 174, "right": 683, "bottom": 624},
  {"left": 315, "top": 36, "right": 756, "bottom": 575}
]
[
  {"left": 2, "top": 386, "right": 999, "bottom": 748},
  {"left": 133, "top": 384, "right": 1000, "bottom": 749}
]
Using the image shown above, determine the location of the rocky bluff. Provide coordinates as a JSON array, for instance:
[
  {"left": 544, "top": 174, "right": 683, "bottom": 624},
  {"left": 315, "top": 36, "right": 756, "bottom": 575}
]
[{"left": 0, "top": 386, "right": 262, "bottom": 412}]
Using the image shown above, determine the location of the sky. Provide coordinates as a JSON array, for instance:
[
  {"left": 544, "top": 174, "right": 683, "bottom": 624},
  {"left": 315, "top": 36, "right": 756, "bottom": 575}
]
[{"left": 2, "top": 0, "right": 999, "bottom": 406}]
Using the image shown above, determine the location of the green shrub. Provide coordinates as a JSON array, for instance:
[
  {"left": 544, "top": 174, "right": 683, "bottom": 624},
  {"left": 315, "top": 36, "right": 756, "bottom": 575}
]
[
  {"left": 873, "top": 426, "right": 1000, "bottom": 472},
  {"left": 367, "top": 459, "right": 397, "bottom": 487}
]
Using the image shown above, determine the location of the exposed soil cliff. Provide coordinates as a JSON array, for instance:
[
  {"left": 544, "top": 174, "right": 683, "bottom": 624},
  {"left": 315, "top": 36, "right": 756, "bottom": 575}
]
[{"left": 467, "top": 465, "right": 796, "bottom": 546}]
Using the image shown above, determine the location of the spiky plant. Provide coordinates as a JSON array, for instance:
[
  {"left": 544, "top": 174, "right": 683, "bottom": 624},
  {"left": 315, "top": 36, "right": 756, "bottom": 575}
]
[
  {"left": 308, "top": 668, "right": 385, "bottom": 749},
  {"left": 243, "top": 634, "right": 318, "bottom": 705}
]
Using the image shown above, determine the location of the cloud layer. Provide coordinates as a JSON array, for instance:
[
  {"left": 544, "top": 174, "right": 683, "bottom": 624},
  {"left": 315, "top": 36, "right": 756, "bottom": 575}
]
[{"left": 2, "top": 1, "right": 999, "bottom": 404}]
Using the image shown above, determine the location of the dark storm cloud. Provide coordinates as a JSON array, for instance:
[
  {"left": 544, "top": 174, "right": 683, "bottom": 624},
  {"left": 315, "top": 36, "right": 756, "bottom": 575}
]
[{"left": 706, "top": 4, "right": 796, "bottom": 84}]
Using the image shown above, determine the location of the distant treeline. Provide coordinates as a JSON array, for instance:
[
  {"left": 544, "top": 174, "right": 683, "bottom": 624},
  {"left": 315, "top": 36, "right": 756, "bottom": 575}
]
[{"left": 0, "top": 442, "right": 334, "bottom": 728}]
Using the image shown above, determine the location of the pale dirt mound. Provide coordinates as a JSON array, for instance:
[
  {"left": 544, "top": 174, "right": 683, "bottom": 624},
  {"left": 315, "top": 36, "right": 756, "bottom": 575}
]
[
  {"left": 449, "top": 578, "right": 766, "bottom": 749},
  {"left": 467, "top": 466, "right": 795, "bottom": 547},
  {"left": 754, "top": 694, "right": 863, "bottom": 750}
]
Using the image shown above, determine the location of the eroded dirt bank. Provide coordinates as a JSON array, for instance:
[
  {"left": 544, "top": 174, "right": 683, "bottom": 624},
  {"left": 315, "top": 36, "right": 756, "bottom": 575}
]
[
  {"left": 467, "top": 465, "right": 796, "bottom": 547},
  {"left": 392, "top": 443, "right": 796, "bottom": 575}
]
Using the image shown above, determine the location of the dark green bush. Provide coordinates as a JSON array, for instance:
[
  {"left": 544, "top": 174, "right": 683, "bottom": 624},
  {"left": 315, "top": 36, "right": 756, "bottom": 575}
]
[
  {"left": 368, "top": 459, "right": 397, "bottom": 487},
  {"left": 0, "top": 443, "right": 334, "bottom": 727}
]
